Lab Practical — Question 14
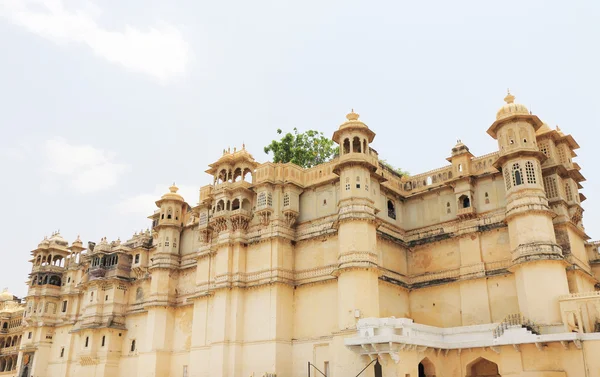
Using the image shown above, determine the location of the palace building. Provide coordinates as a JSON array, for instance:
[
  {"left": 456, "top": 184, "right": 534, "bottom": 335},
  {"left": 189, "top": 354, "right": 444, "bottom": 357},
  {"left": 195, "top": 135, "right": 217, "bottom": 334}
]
[{"left": 8, "top": 93, "right": 600, "bottom": 377}]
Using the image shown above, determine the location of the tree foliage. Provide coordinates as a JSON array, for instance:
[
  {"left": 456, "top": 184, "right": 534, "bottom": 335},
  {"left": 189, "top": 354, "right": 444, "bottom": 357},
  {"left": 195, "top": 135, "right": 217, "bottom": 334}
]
[
  {"left": 264, "top": 128, "right": 338, "bottom": 168},
  {"left": 380, "top": 159, "right": 410, "bottom": 177}
]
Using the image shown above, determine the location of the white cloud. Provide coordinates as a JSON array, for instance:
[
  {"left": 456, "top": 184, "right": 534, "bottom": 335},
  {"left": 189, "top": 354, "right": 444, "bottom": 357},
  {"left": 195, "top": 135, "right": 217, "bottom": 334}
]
[
  {"left": 0, "top": 0, "right": 191, "bottom": 83},
  {"left": 43, "top": 137, "right": 129, "bottom": 194},
  {"left": 115, "top": 184, "right": 199, "bottom": 216}
]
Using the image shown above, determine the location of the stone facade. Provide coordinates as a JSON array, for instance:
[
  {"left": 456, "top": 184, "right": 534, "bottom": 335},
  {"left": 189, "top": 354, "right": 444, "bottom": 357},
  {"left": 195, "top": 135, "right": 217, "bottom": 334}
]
[{"left": 9, "top": 93, "right": 600, "bottom": 377}]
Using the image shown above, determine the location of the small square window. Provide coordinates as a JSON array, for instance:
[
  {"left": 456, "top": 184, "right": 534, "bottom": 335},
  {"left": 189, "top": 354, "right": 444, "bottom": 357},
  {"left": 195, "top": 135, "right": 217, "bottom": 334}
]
[
  {"left": 345, "top": 184, "right": 350, "bottom": 191},
  {"left": 356, "top": 184, "right": 360, "bottom": 189}
]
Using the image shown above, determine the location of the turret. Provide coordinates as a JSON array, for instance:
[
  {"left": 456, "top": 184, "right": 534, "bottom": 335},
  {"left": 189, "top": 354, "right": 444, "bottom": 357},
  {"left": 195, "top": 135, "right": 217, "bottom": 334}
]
[
  {"left": 488, "top": 92, "right": 569, "bottom": 325},
  {"left": 332, "top": 110, "right": 379, "bottom": 204},
  {"left": 447, "top": 140, "right": 476, "bottom": 218},
  {"left": 331, "top": 111, "right": 381, "bottom": 353},
  {"left": 153, "top": 184, "right": 186, "bottom": 259}
]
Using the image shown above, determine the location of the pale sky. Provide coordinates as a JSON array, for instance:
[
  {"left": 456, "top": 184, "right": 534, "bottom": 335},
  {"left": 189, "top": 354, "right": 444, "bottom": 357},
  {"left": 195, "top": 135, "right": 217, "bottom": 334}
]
[{"left": 0, "top": 0, "right": 598, "bottom": 298}]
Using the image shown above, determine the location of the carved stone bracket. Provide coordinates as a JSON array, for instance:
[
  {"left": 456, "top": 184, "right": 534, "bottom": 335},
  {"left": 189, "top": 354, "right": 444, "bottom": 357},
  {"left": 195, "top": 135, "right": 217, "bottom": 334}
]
[
  {"left": 231, "top": 215, "right": 250, "bottom": 231},
  {"left": 283, "top": 210, "right": 298, "bottom": 227},
  {"left": 256, "top": 209, "right": 273, "bottom": 226}
]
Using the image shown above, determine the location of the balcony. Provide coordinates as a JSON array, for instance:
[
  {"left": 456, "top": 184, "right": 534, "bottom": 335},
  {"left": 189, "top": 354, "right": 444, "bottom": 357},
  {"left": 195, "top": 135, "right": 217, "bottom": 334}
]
[
  {"left": 559, "top": 291, "right": 600, "bottom": 333},
  {"left": 457, "top": 206, "right": 476, "bottom": 219},
  {"left": 0, "top": 346, "right": 18, "bottom": 355}
]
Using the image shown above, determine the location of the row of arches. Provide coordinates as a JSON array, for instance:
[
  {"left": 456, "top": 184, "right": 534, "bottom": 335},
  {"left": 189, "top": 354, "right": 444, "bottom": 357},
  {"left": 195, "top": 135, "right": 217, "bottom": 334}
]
[
  {"left": 0, "top": 335, "right": 21, "bottom": 348},
  {"left": 34, "top": 254, "right": 65, "bottom": 267},
  {"left": 418, "top": 357, "right": 500, "bottom": 377},
  {"left": 214, "top": 167, "right": 253, "bottom": 185},
  {"left": 31, "top": 273, "right": 62, "bottom": 287},
  {"left": 214, "top": 198, "right": 252, "bottom": 213},
  {"left": 404, "top": 171, "right": 455, "bottom": 191},
  {"left": 341, "top": 136, "right": 369, "bottom": 155},
  {"left": 0, "top": 355, "right": 18, "bottom": 373},
  {"left": 91, "top": 254, "right": 119, "bottom": 268},
  {"left": 1, "top": 318, "right": 22, "bottom": 331}
]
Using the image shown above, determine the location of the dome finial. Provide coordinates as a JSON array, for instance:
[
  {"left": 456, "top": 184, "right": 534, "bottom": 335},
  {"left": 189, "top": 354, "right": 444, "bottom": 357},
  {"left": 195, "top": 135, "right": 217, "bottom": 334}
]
[
  {"left": 504, "top": 89, "right": 515, "bottom": 104},
  {"left": 169, "top": 183, "right": 178, "bottom": 193},
  {"left": 346, "top": 109, "right": 359, "bottom": 121}
]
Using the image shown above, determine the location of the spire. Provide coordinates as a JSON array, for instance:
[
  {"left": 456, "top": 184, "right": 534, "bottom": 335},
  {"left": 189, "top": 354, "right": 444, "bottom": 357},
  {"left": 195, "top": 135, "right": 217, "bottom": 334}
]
[
  {"left": 346, "top": 109, "right": 360, "bottom": 121},
  {"left": 504, "top": 89, "right": 515, "bottom": 104}
]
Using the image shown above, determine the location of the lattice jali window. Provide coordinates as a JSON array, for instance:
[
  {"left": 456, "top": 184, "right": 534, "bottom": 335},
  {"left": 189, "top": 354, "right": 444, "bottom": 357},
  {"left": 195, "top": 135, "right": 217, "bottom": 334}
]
[
  {"left": 267, "top": 193, "right": 273, "bottom": 206},
  {"left": 544, "top": 176, "right": 558, "bottom": 198},
  {"left": 565, "top": 182, "right": 573, "bottom": 202},
  {"left": 525, "top": 161, "right": 536, "bottom": 184},
  {"left": 283, "top": 193, "right": 290, "bottom": 207},
  {"left": 539, "top": 140, "right": 550, "bottom": 158},
  {"left": 512, "top": 163, "right": 524, "bottom": 186},
  {"left": 557, "top": 145, "right": 567, "bottom": 164},
  {"left": 504, "top": 167, "right": 512, "bottom": 190},
  {"left": 257, "top": 192, "right": 266, "bottom": 207}
]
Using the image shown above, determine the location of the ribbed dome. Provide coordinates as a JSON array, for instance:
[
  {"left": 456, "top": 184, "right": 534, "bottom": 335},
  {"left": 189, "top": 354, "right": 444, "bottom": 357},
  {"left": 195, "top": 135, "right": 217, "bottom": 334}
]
[
  {"left": 0, "top": 289, "right": 13, "bottom": 301},
  {"left": 496, "top": 92, "right": 529, "bottom": 121},
  {"left": 160, "top": 184, "right": 184, "bottom": 202}
]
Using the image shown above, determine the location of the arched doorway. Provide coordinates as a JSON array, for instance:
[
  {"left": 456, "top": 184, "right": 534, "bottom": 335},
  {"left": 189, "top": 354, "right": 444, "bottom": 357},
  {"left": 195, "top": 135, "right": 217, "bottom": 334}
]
[
  {"left": 467, "top": 357, "right": 500, "bottom": 377},
  {"left": 418, "top": 357, "right": 436, "bottom": 377}
]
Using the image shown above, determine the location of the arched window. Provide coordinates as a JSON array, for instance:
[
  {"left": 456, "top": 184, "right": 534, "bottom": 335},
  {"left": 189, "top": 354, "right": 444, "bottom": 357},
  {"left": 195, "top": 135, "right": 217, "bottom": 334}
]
[
  {"left": 231, "top": 198, "right": 240, "bottom": 211},
  {"left": 233, "top": 167, "right": 242, "bottom": 182},
  {"left": 283, "top": 193, "right": 290, "bottom": 207},
  {"left": 458, "top": 164, "right": 463, "bottom": 173},
  {"left": 426, "top": 176, "right": 432, "bottom": 186},
  {"left": 418, "top": 357, "right": 436, "bottom": 377},
  {"left": 459, "top": 195, "right": 470, "bottom": 209},
  {"left": 352, "top": 137, "right": 361, "bottom": 153},
  {"left": 565, "top": 182, "right": 573, "bottom": 201},
  {"left": 512, "top": 163, "right": 523, "bottom": 186},
  {"left": 387, "top": 199, "right": 396, "bottom": 220},
  {"left": 167, "top": 207, "right": 173, "bottom": 219},
  {"left": 242, "top": 168, "right": 252, "bottom": 182},
  {"left": 484, "top": 192, "right": 490, "bottom": 204},
  {"left": 446, "top": 202, "right": 451, "bottom": 214},
  {"left": 525, "top": 161, "right": 536, "bottom": 184},
  {"left": 216, "top": 200, "right": 225, "bottom": 211},
  {"left": 343, "top": 138, "right": 350, "bottom": 154},
  {"left": 507, "top": 128, "right": 515, "bottom": 145}
]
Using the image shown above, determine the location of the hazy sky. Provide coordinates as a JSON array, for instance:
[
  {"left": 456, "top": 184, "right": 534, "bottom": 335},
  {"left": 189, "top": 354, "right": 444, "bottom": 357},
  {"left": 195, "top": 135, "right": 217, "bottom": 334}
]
[{"left": 0, "top": 1, "right": 598, "bottom": 298}]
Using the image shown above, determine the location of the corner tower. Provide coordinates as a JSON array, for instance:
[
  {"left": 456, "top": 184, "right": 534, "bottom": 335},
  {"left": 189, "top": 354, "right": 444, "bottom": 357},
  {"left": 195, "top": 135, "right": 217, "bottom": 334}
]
[
  {"left": 488, "top": 92, "right": 569, "bottom": 325},
  {"left": 331, "top": 111, "right": 381, "bottom": 374}
]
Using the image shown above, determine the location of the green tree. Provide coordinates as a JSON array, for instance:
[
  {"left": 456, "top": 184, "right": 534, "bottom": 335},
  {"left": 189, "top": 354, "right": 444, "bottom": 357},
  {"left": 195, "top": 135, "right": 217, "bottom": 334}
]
[
  {"left": 264, "top": 128, "right": 339, "bottom": 168},
  {"left": 380, "top": 159, "right": 410, "bottom": 177}
]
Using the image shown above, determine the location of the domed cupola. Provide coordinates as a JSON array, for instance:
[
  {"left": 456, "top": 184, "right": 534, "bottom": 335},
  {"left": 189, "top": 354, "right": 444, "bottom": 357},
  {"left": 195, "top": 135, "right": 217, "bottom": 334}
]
[
  {"left": 332, "top": 110, "right": 376, "bottom": 155},
  {"left": 332, "top": 110, "right": 379, "bottom": 175},
  {"left": 495, "top": 91, "right": 530, "bottom": 121}
]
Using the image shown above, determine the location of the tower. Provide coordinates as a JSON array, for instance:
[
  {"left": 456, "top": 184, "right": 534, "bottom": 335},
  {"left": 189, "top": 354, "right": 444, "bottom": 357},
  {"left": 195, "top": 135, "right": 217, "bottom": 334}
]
[
  {"left": 487, "top": 92, "right": 569, "bottom": 325},
  {"left": 24, "top": 232, "right": 70, "bottom": 377},
  {"left": 139, "top": 184, "right": 186, "bottom": 377},
  {"left": 331, "top": 111, "right": 381, "bottom": 373}
]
